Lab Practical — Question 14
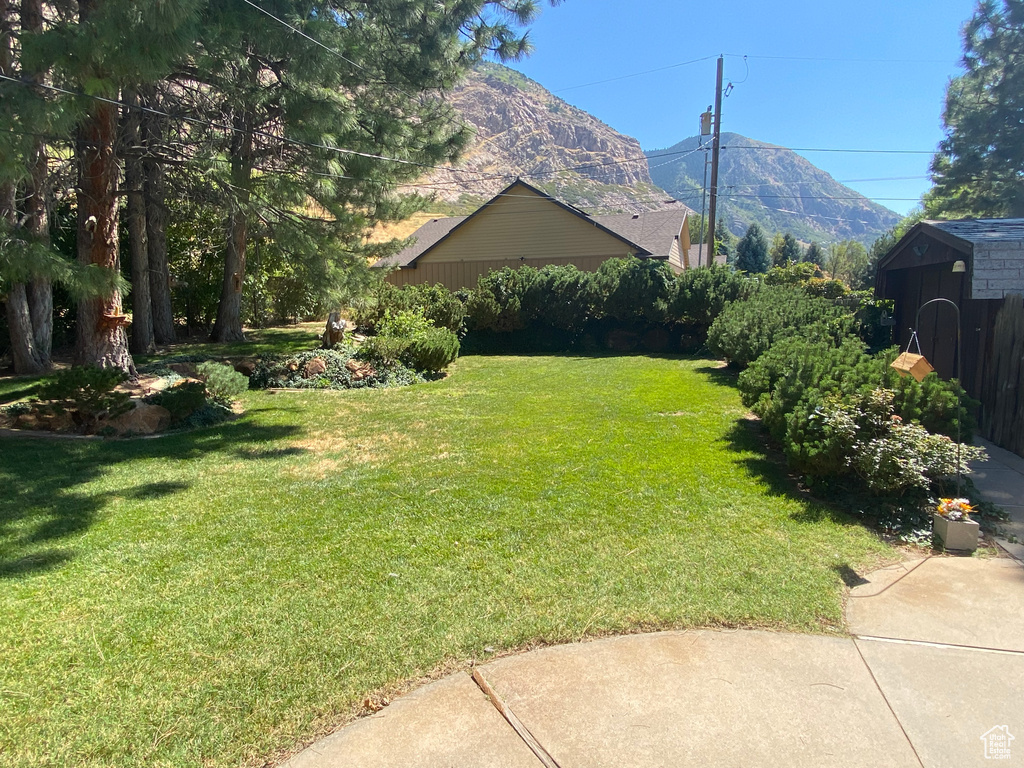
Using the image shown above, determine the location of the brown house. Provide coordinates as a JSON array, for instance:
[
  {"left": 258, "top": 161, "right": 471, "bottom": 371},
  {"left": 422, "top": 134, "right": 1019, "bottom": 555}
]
[
  {"left": 374, "top": 180, "right": 700, "bottom": 289},
  {"left": 875, "top": 218, "right": 1024, "bottom": 456}
]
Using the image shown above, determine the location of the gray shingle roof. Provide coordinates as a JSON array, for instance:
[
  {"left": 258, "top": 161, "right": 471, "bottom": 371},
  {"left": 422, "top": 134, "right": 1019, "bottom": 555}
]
[
  {"left": 592, "top": 209, "right": 688, "bottom": 259},
  {"left": 928, "top": 219, "right": 1024, "bottom": 245},
  {"left": 375, "top": 206, "right": 693, "bottom": 270},
  {"left": 375, "top": 216, "right": 465, "bottom": 269}
]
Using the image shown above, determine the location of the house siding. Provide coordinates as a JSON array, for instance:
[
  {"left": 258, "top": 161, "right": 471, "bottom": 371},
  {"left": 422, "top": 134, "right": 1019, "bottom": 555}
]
[{"left": 383, "top": 184, "right": 642, "bottom": 289}]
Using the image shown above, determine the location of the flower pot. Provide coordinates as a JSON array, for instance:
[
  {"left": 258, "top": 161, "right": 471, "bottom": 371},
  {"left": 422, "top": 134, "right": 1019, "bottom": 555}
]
[{"left": 933, "top": 513, "right": 979, "bottom": 552}]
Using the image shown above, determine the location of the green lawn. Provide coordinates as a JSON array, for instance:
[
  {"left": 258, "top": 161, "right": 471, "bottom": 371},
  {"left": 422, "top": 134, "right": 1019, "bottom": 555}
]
[{"left": 0, "top": 351, "right": 891, "bottom": 767}]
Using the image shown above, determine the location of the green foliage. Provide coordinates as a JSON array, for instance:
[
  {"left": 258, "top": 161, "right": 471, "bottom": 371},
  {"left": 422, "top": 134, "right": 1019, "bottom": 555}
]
[
  {"left": 148, "top": 381, "right": 209, "bottom": 424},
  {"left": 669, "top": 265, "right": 755, "bottom": 331},
  {"left": 824, "top": 240, "right": 870, "bottom": 287},
  {"left": 376, "top": 309, "right": 435, "bottom": 339},
  {"left": 197, "top": 361, "right": 248, "bottom": 401},
  {"left": 400, "top": 327, "right": 461, "bottom": 371},
  {"left": 927, "top": 0, "right": 1024, "bottom": 218},
  {"left": 521, "top": 264, "right": 601, "bottom": 332},
  {"left": 597, "top": 257, "right": 675, "bottom": 324},
  {"left": 252, "top": 348, "right": 422, "bottom": 390},
  {"left": 764, "top": 262, "right": 822, "bottom": 286},
  {"left": 465, "top": 267, "right": 535, "bottom": 332},
  {"left": 707, "top": 285, "right": 857, "bottom": 368},
  {"left": 866, "top": 210, "right": 925, "bottom": 290},
  {"left": 789, "top": 389, "right": 985, "bottom": 494},
  {"left": 34, "top": 365, "right": 131, "bottom": 421},
  {"left": 362, "top": 307, "right": 460, "bottom": 372},
  {"left": 739, "top": 335, "right": 878, "bottom": 441},
  {"left": 734, "top": 223, "right": 771, "bottom": 273},
  {"left": 355, "top": 282, "right": 465, "bottom": 335},
  {"left": 715, "top": 219, "right": 734, "bottom": 263},
  {"left": 803, "top": 242, "right": 825, "bottom": 265}
]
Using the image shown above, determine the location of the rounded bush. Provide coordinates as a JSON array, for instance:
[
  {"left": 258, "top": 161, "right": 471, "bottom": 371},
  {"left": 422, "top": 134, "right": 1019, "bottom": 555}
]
[{"left": 400, "top": 327, "right": 460, "bottom": 371}]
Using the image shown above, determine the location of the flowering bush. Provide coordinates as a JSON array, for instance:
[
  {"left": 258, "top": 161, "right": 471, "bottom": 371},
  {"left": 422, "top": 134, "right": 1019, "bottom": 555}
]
[
  {"left": 786, "top": 388, "right": 986, "bottom": 495},
  {"left": 937, "top": 497, "right": 974, "bottom": 521}
]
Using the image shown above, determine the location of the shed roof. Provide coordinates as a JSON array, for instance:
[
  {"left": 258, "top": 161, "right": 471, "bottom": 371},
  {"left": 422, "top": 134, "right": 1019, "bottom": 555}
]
[{"left": 927, "top": 218, "right": 1024, "bottom": 247}]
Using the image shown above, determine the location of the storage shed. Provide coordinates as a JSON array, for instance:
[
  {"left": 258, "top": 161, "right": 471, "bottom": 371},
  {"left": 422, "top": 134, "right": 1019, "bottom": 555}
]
[
  {"left": 875, "top": 219, "right": 1024, "bottom": 457},
  {"left": 374, "top": 180, "right": 698, "bottom": 289}
]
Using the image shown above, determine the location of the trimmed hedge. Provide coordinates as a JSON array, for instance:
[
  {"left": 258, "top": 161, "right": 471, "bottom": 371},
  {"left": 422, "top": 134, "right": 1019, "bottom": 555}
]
[{"left": 707, "top": 285, "right": 858, "bottom": 369}]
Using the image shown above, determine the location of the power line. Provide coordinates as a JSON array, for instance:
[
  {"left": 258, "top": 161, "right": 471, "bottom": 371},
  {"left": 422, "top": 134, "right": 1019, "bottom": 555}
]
[
  {"left": 722, "top": 144, "right": 935, "bottom": 155},
  {"left": 0, "top": 72, "right": 492, "bottom": 178},
  {"left": 721, "top": 193, "right": 921, "bottom": 201},
  {"left": 241, "top": 0, "right": 365, "bottom": 73},
  {"left": 552, "top": 55, "right": 717, "bottom": 93}
]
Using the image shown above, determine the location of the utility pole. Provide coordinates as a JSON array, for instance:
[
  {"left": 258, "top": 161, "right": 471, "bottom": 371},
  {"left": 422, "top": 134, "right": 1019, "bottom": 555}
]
[{"left": 706, "top": 55, "right": 724, "bottom": 263}]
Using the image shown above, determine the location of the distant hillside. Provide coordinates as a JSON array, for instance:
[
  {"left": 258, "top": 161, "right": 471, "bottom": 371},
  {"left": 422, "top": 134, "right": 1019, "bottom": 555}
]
[
  {"left": 403, "top": 62, "right": 672, "bottom": 214},
  {"left": 646, "top": 133, "right": 901, "bottom": 244}
]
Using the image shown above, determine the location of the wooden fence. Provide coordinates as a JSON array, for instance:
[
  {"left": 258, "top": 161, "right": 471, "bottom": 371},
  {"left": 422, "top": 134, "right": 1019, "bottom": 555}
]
[{"left": 980, "top": 294, "right": 1024, "bottom": 456}]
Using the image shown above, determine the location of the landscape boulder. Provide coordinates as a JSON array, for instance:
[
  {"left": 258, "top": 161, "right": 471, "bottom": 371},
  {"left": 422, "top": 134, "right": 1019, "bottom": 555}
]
[
  {"left": 302, "top": 357, "right": 328, "bottom": 379},
  {"left": 233, "top": 359, "right": 257, "bottom": 377},
  {"left": 104, "top": 402, "right": 172, "bottom": 436},
  {"left": 345, "top": 358, "right": 376, "bottom": 382}
]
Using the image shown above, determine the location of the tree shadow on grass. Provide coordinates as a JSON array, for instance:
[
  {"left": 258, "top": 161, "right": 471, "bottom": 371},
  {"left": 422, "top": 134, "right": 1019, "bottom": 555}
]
[
  {"left": 719, "top": 416, "right": 862, "bottom": 528},
  {"left": 0, "top": 418, "right": 303, "bottom": 579}
]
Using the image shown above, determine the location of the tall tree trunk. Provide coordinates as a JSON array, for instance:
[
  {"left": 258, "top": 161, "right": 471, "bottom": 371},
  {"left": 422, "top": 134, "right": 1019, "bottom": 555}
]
[
  {"left": 211, "top": 111, "right": 252, "bottom": 343},
  {"left": 141, "top": 95, "right": 175, "bottom": 344},
  {"left": 74, "top": 1, "right": 133, "bottom": 373},
  {"left": 22, "top": 0, "right": 52, "bottom": 369},
  {"left": 1, "top": 0, "right": 43, "bottom": 374},
  {"left": 124, "top": 91, "right": 154, "bottom": 355}
]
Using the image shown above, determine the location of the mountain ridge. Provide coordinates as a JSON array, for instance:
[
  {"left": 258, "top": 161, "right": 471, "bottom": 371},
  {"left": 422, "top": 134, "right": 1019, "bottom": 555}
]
[
  {"left": 404, "top": 63, "right": 901, "bottom": 244},
  {"left": 645, "top": 133, "right": 901, "bottom": 244}
]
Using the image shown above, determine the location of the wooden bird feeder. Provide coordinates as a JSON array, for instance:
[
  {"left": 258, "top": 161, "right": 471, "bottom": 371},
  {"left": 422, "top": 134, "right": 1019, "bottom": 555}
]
[{"left": 890, "top": 351, "right": 934, "bottom": 382}]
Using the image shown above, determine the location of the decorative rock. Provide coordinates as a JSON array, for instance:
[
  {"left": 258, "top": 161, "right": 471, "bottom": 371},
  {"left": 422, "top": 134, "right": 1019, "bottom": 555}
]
[
  {"left": 104, "top": 402, "right": 172, "bottom": 436},
  {"left": 14, "top": 413, "right": 40, "bottom": 430},
  {"left": 234, "top": 360, "right": 257, "bottom": 377},
  {"left": 302, "top": 357, "right": 328, "bottom": 378},
  {"left": 345, "top": 358, "right": 376, "bottom": 381},
  {"left": 168, "top": 362, "right": 198, "bottom": 377}
]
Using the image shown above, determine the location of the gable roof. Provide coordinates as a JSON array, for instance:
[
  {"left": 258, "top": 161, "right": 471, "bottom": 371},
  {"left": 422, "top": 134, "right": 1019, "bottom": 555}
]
[
  {"left": 928, "top": 218, "right": 1024, "bottom": 247},
  {"left": 376, "top": 216, "right": 464, "bottom": 269},
  {"left": 375, "top": 179, "right": 691, "bottom": 270},
  {"left": 593, "top": 209, "right": 688, "bottom": 259},
  {"left": 878, "top": 218, "right": 1024, "bottom": 273}
]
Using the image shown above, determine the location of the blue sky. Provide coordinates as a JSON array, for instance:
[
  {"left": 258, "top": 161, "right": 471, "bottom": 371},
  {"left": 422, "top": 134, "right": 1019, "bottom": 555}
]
[{"left": 504, "top": 0, "right": 977, "bottom": 216}]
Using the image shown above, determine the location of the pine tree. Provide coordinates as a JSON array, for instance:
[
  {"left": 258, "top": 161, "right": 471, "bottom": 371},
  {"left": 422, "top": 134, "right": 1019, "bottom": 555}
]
[
  {"left": 22, "top": 0, "right": 204, "bottom": 370},
  {"left": 927, "top": 0, "right": 1024, "bottom": 218},
  {"left": 804, "top": 241, "right": 825, "bottom": 266},
  {"left": 715, "top": 219, "right": 734, "bottom": 265},
  {"left": 781, "top": 233, "right": 802, "bottom": 265},
  {"left": 191, "top": 0, "right": 557, "bottom": 342},
  {"left": 735, "top": 223, "right": 771, "bottom": 273}
]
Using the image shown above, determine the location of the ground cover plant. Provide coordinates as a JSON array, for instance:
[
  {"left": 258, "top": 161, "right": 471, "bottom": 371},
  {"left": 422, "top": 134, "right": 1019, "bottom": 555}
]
[{"left": 0, "top": 349, "right": 890, "bottom": 768}]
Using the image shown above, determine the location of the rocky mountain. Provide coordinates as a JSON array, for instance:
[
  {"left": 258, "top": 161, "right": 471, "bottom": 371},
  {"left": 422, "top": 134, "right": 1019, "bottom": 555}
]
[
  {"left": 404, "top": 63, "right": 672, "bottom": 214},
  {"left": 646, "top": 133, "right": 902, "bottom": 244}
]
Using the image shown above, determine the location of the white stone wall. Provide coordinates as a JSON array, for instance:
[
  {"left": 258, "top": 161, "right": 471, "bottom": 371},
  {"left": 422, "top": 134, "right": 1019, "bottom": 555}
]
[{"left": 972, "top": 242, "right": 1024, "bottom": 299}]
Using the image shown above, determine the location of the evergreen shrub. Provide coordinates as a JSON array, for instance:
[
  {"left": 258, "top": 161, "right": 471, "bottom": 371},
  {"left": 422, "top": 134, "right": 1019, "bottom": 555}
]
[
  {"left": 707, "top": 285, "right": 857, "bottom": 368},
  {"left": 34, "top": 365, "right": 131, "bottom": 422},
  {"left": 197, "top": 361, "right": 248, "bottom": 400},
  {"left": 400, "top": 327, "right": 460, "bottom": 371}
]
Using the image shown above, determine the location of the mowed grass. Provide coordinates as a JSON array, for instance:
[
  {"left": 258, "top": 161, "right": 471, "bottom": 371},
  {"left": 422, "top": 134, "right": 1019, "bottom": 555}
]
[{"left": 0, "top": 353, "right": 891, "bottom": 767}]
